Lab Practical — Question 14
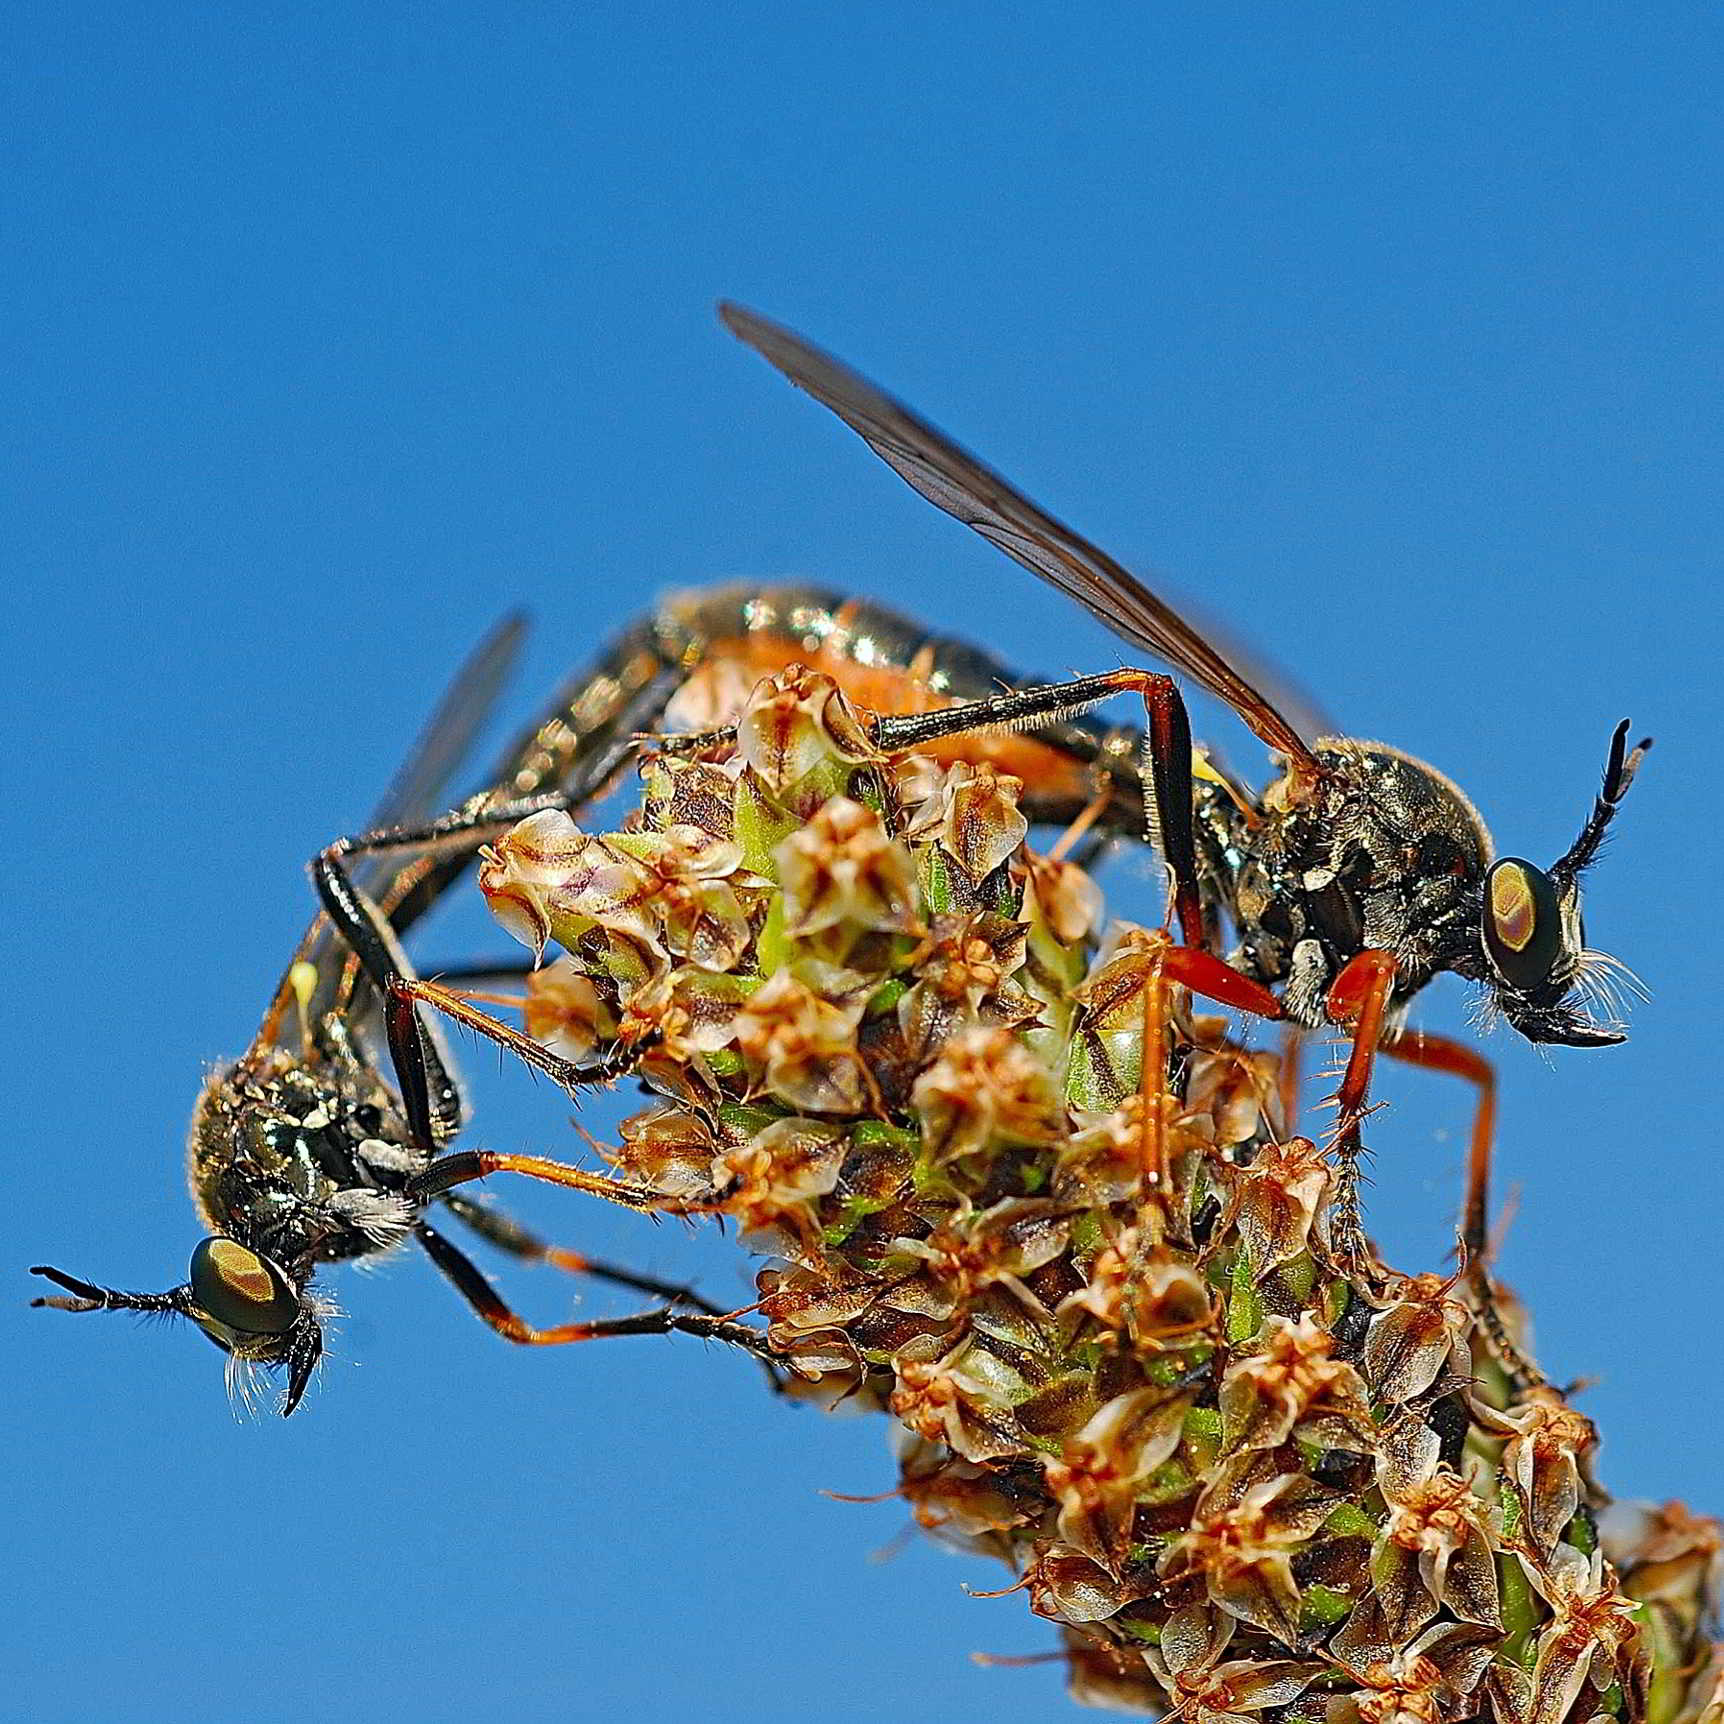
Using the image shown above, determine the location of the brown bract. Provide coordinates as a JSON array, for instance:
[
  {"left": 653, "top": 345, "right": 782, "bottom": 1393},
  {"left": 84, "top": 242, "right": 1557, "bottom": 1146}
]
[
  {"left": 735, "top": 663, "right": 880, "bottom": 812},
  {"left": 778, "top": 795, "right": 921, "bottom": 950},
  {"left": 1218, "top": 1313, "right": 1375, "bottom": 1456},
  {"left": 735, "top": 967, "right": 870, "bottom": 1114}
]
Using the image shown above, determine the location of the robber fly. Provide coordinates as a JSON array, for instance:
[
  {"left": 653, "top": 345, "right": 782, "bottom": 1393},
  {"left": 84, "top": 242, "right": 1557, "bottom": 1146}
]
[
  {"left": 716, "top": 303, "right": 1650, "bottom": 1264},
  {"left": 30, "top": 581, "right": 1164, "bottom": 1415},
  {"left": 28, "top": 607, "right": 785, "bottom": 1413}
]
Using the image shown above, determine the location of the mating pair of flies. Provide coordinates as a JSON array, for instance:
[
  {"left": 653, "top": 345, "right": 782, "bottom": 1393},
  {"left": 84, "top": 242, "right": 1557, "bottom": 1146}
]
[{"left": 32, "top": 306, "right": 1649, "bottom": 1416}]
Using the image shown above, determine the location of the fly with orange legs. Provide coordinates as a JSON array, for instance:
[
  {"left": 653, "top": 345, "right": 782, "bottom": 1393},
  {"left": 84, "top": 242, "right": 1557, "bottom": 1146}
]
[
  {"left": 710, "top": 303, "right": 1649, "bottom": 1293},
  {"left": 31, "top": 580, "right": 1165, "bottom": 1412}
]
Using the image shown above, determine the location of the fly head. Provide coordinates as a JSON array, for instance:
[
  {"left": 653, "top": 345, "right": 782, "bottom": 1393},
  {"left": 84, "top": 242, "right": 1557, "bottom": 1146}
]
[
  {"left": 31, "top": 1037, "right": 428, "bottom": 1417},
  {"left": 30, "top": 1234, "right": 328, "bottom": 1417},
  {"left": 1476, "top": 720, "right": 1651, "bottom": 1047}
]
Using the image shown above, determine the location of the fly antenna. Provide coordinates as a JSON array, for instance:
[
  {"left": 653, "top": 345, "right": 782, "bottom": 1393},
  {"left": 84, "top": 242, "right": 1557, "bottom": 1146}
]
[
  {"left": 1550, "top": 718, "right": 1652, "bottom": 887},
  {"left": 29, "top": 1265, "right": 191, "bottom": 1317}
]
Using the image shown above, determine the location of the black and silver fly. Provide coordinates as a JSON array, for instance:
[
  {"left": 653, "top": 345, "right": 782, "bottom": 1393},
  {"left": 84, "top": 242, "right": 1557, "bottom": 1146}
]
[
  {"left": 30, "top": 584, "right": 1164, "bottom": 1414},
  {"left": 29, "top": 611, "right": 770, "bottom": 1413},
  {"left": 717, "top": 303, "right": 1651, "bottom": 1261}
]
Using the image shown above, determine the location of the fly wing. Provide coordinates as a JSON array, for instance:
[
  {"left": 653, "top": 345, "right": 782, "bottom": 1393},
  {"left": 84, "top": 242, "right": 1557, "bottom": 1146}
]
[
  {"left": 720, "top": 302, "right": 1321, "bottom": 769},
  {"left": 254, "top": 612, "right": 528, "bottom": 1055},
  {"left": 365, "top": 611, "right": 528, "bottom": 838}
]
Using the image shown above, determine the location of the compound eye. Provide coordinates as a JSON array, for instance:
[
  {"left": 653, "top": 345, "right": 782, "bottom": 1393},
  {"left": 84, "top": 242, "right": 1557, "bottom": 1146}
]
[
  {"left": 1482, "top": 857, "right": 1564, "bottom": 995},
  {"left": 188, "top": 1238, "right": 301, "bottom": 1335}
]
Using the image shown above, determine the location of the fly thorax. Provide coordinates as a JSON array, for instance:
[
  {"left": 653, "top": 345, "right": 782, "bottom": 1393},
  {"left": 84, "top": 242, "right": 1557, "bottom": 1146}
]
[
  {"left": 186, "top": 1056, "right": 423, "bottom": 1266},
  {"left": 1300, "top": 742, "right": 1492, "bottom": 988}
]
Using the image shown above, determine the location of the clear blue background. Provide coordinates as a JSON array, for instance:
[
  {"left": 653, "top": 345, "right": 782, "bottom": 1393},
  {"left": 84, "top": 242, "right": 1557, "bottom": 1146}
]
[{"left": 4, "top": 7, "right": 1720, "bottom": 1722}]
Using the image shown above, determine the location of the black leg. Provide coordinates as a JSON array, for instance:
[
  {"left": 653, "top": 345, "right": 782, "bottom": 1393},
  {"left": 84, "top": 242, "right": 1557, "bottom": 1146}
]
[
  {"left": 872, "top": 667, "right": 1210, "bottom": 946},
  {"left": 383, "top": 983, "right": 444, "bottom": 1154},
  {"left": 441, "top": 1194, "right": 788, "bottom": 1393},
  {"left": 318, "top": 707, "right": 657, "bottom": 876},
  {"left": 413, "top": 1221, "right": 771, "bottom": 1358},
  {"left": 307, "top": 674, "right": 680, "bottom": 1149},
  {"left": 313, "top": 853, "right": 464, "bottom": 1151},
  {"left": 407, "top": 957, "right": 538, "bottom": 986},
  {"left": 442, "top": 1190, "right": 727, "bottom": 1315},
  {"left": 868, "top": 668, "right": 1133, "bottom": 751}
]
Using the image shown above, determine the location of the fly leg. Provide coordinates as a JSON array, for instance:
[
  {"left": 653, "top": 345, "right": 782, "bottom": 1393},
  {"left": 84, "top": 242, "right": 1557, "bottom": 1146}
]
[
  {"left": 263, "top": 667, "right": 680, "bottom": 1050},
  {"left": 1126, "top": 936, "right": 1192, "bottom": 1251},
  {"left": 379, "top": 962, "right": 704, "bottom": 1330},
  {"left": 1321, "top": 950, "right": 1402, "bottom": 1274},
  {"left": 408, "top": 1145, "right": 719, "bottom": 1218},
  {"left": 409, "top": 960, "right": 729, "bottom": 1314},
  {"left": 1277, "top": 1025, "right": 1306, "bottom": 1137},
  {"left": 882, "top": 670, "right": 1299, "bottom": 1253},
  {"left": 392, "top": 975, "right": 643, "bottom": 1095},
  {"left": 308, "top": 785, "right": 629, "bottom": 1154},
  {"left": 1378, "top": 1029, "right": 1497, "bottom": 1267},
  {"left": 413, "top": 1221, "right": 771, "bottom": 1361},
  {"left": 379, "top": 975, "right": 643, "bottom": 1167},
  {"left": 879, "top": 673, "right": 1183, "bottom": 920},
  {"left": 875, "top": 668, "right": 1287, "bottom": 1016},
  {"left": 441, "top": 1193, "right": 787, "bottom": 1392},
  {"left": 442, "top": 1192, "right": 723, "bottom": 1314},
  {"left": 315, "top": 716, "right": 651, "bottom": 888},
  {"left": 1377, "top": 1030, "right": 1540, "bottom": 1389},
  {"left": 414, "top": 1156, "right": 788, "bottom": 1383},
  {"left": 385, "top": 962, "right": 638, "bottom": 1098},
  {"left": 302, "top": 668, "right": 684, "bottom": 1150},
  {"left": 314, "top": 848, "right": 640, "bottom": 1162},
  {"left": 313, "top": 852, "right": 466, "bottom": 1154}
]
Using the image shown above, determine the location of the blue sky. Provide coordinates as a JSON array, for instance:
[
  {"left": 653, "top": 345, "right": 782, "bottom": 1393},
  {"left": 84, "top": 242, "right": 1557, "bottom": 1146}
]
[{"left": 4, "top": 7, "right": 1721, "bottom": 1722}]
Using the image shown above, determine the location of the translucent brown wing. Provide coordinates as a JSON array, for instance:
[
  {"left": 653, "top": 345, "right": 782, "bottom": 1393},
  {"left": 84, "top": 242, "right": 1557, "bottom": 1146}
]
[
  {"left": 366, "top": 610, "right": 528, "bottom": 839},
  {"left": 720, "top": 302, "right": 1321, "bottom": 769},
  {"left": 255, "top": 611, "right": 528, "bottom": 1053}
]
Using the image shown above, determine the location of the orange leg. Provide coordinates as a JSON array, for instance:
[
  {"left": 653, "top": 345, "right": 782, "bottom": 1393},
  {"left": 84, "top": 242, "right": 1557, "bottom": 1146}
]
[
  {"left": 1159, "top": 940, "right": 1283, "bottom": 1020},
  {"left": 1137, "top": 942, "right": 1171, "bottom": 1202},
  {"left": 414, "top": 1220, "right": 769, "bottom": 1358},
  {"left": 1379, "top": 1028, "right": 1496, "bottom": 1263},
  {"left": 1325, "top": 949, "right": 1398, "bottom": 1139},
  {"left": 1321, "top": 948, "right": 1400, "bottom": 1267},
  {"left": 1120, "top": 933, "right": 1287, "bottom": 1249},
  {"left": 1378, "top": 1030, "right": 1540, "bottom": 1388},
  {"left": 410, "top": 1148, "right": 716, "bottom": 1217},
  {"left": 1277, "top": 1025, "right": 1305, "bottom": 1131},
  {"left": 395, "top": 976, "right": 640, "bottom": 1093},
  {"left": 1048, "top": 780, "right": 1116, "bottom": 863},
  {"left": 441, "top": 1190, "right": 729, "bottom": 1312}
]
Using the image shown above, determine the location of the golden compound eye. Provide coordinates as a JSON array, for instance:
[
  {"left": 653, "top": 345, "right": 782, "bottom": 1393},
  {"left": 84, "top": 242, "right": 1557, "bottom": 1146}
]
[
  {"left": 188, "top": 1238, "right": 300, "bottom": 1336},
  {"left": 1482, "top": 857, "right": 1564, "bottom": 995},
  {"left": 1490, "top": 863, "right": 1537, "bottom": 951}
]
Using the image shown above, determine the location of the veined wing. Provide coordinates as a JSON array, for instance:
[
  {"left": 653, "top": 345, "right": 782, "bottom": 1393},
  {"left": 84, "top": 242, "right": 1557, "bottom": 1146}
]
[
  {"left": 254, "top": 612, "right": 528, "bottom": 1054},
  {"left": 720, "top": 302, "right": 1321, "bottom": 770},
  {"left": 366, "top": 612, "right": 528, "bottom": 840}
]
